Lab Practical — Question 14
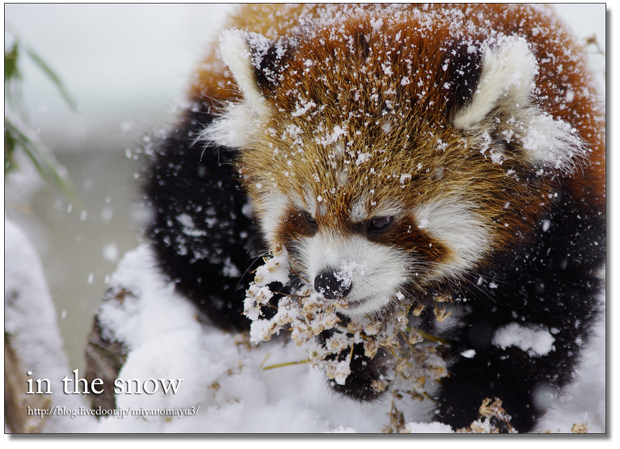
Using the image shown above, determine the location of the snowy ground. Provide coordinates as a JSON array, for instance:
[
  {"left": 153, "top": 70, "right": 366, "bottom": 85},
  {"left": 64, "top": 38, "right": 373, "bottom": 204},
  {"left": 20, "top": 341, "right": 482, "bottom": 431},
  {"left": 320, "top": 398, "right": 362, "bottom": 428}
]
[{"left": 5, "top": 220, "right": 606, "bottom": 434}]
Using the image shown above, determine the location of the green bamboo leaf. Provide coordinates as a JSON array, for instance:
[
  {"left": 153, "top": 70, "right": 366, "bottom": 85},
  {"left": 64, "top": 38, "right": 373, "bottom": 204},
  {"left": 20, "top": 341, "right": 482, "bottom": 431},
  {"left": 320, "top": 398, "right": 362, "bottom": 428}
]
[
  {"left": 4, "top": 41, "right": 26, "bottom": 114},
  {"left": 4, "top": 123, "right": 18, "bottom": 173},
  {"left": 5, "top": 28, "right": 80, "bottom": 205},
  {"left": 5, "top": 114, "right": 80, "bottom": 206},
  {"left": 4, "top": 42, "right": 20, "bottom": 83},
  {"left": 24, "top": 45, "right": 79, "bottom": 111}
]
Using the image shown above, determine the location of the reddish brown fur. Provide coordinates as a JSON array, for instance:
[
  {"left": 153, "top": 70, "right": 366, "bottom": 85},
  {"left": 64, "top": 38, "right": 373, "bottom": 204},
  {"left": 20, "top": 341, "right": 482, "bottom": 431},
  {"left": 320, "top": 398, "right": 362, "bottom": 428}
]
[{"left": 190, "top": 3, "right": 604, "bottom": 278}]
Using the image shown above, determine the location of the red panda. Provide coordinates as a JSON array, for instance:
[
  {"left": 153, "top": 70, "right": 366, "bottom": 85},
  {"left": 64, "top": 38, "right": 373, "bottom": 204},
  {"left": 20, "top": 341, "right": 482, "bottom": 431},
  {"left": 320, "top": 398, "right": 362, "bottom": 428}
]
[{"left": 143, "top": 4, "right": 605, "bottom": 432}]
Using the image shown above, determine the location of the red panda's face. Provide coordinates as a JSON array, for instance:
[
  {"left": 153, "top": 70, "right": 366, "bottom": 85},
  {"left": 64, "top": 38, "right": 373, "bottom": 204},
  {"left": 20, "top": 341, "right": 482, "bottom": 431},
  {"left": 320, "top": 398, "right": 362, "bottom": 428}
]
[
  {"left": 252, "top": 134, "right": 495, "bottom": 317},
  {"left": 204, "top": 10, "right": 587, "bottom": 316}
]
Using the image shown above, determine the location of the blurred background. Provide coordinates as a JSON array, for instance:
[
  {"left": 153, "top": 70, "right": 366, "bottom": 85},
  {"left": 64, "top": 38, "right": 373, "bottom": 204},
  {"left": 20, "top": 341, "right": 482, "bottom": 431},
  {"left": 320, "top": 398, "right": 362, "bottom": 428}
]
[{"left": 4, "top": 4, "right": 606, "bottom": 373}]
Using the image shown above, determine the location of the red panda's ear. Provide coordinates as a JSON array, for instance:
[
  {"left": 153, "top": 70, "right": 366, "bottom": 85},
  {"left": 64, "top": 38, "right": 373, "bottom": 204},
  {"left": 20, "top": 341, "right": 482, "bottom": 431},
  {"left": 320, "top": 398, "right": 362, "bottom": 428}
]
[
  {"left": 451, "top": 37, "right": 585, "bottom": 172},
  {"left": 204, "top": 30, "right": 294, "bottom": 149},
  {"left": 219, "top": 29, "right": 294, "bottom": 113},
  {"left": 219, "top": 29, "right": 270, "bottom": 117},
  {"left": 452, "top": 37, "right": 538, "bottom": 131}
]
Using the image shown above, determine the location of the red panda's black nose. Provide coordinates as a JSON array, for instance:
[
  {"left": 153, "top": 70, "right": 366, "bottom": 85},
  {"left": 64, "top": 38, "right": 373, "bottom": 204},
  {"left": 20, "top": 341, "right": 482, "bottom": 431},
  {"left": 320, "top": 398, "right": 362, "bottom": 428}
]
[{"left": 314, "top": 271, "right": 352, "bottom": 300}]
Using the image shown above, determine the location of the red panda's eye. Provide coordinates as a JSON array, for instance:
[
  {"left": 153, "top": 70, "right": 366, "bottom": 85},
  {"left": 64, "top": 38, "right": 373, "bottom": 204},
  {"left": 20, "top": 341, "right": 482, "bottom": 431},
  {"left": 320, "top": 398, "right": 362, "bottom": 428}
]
[
  {"left": 367, "top": 216, "right": 394, "bottom": 233},
  {"left": 302, "top": 211, "right": 317, "bottom": 228}
]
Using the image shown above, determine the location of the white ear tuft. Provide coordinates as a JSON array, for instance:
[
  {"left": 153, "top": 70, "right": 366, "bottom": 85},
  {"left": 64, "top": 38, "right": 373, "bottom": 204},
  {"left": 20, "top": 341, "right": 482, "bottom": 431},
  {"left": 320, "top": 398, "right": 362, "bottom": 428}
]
[
  {"left": 219, "top": 29, "right": 269, "bottom": 117},
  {"left": 520, "top": 113, "right": 586, "bottom": 172},
  {"left": 453, "top": 37, "right": 537, "bottom": 130},
  {"left": 452, "top": 36, "right": 586, "bottom": 172},
  {"left": 201, "top": 30, "right": 271, "bottom": 148}
]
